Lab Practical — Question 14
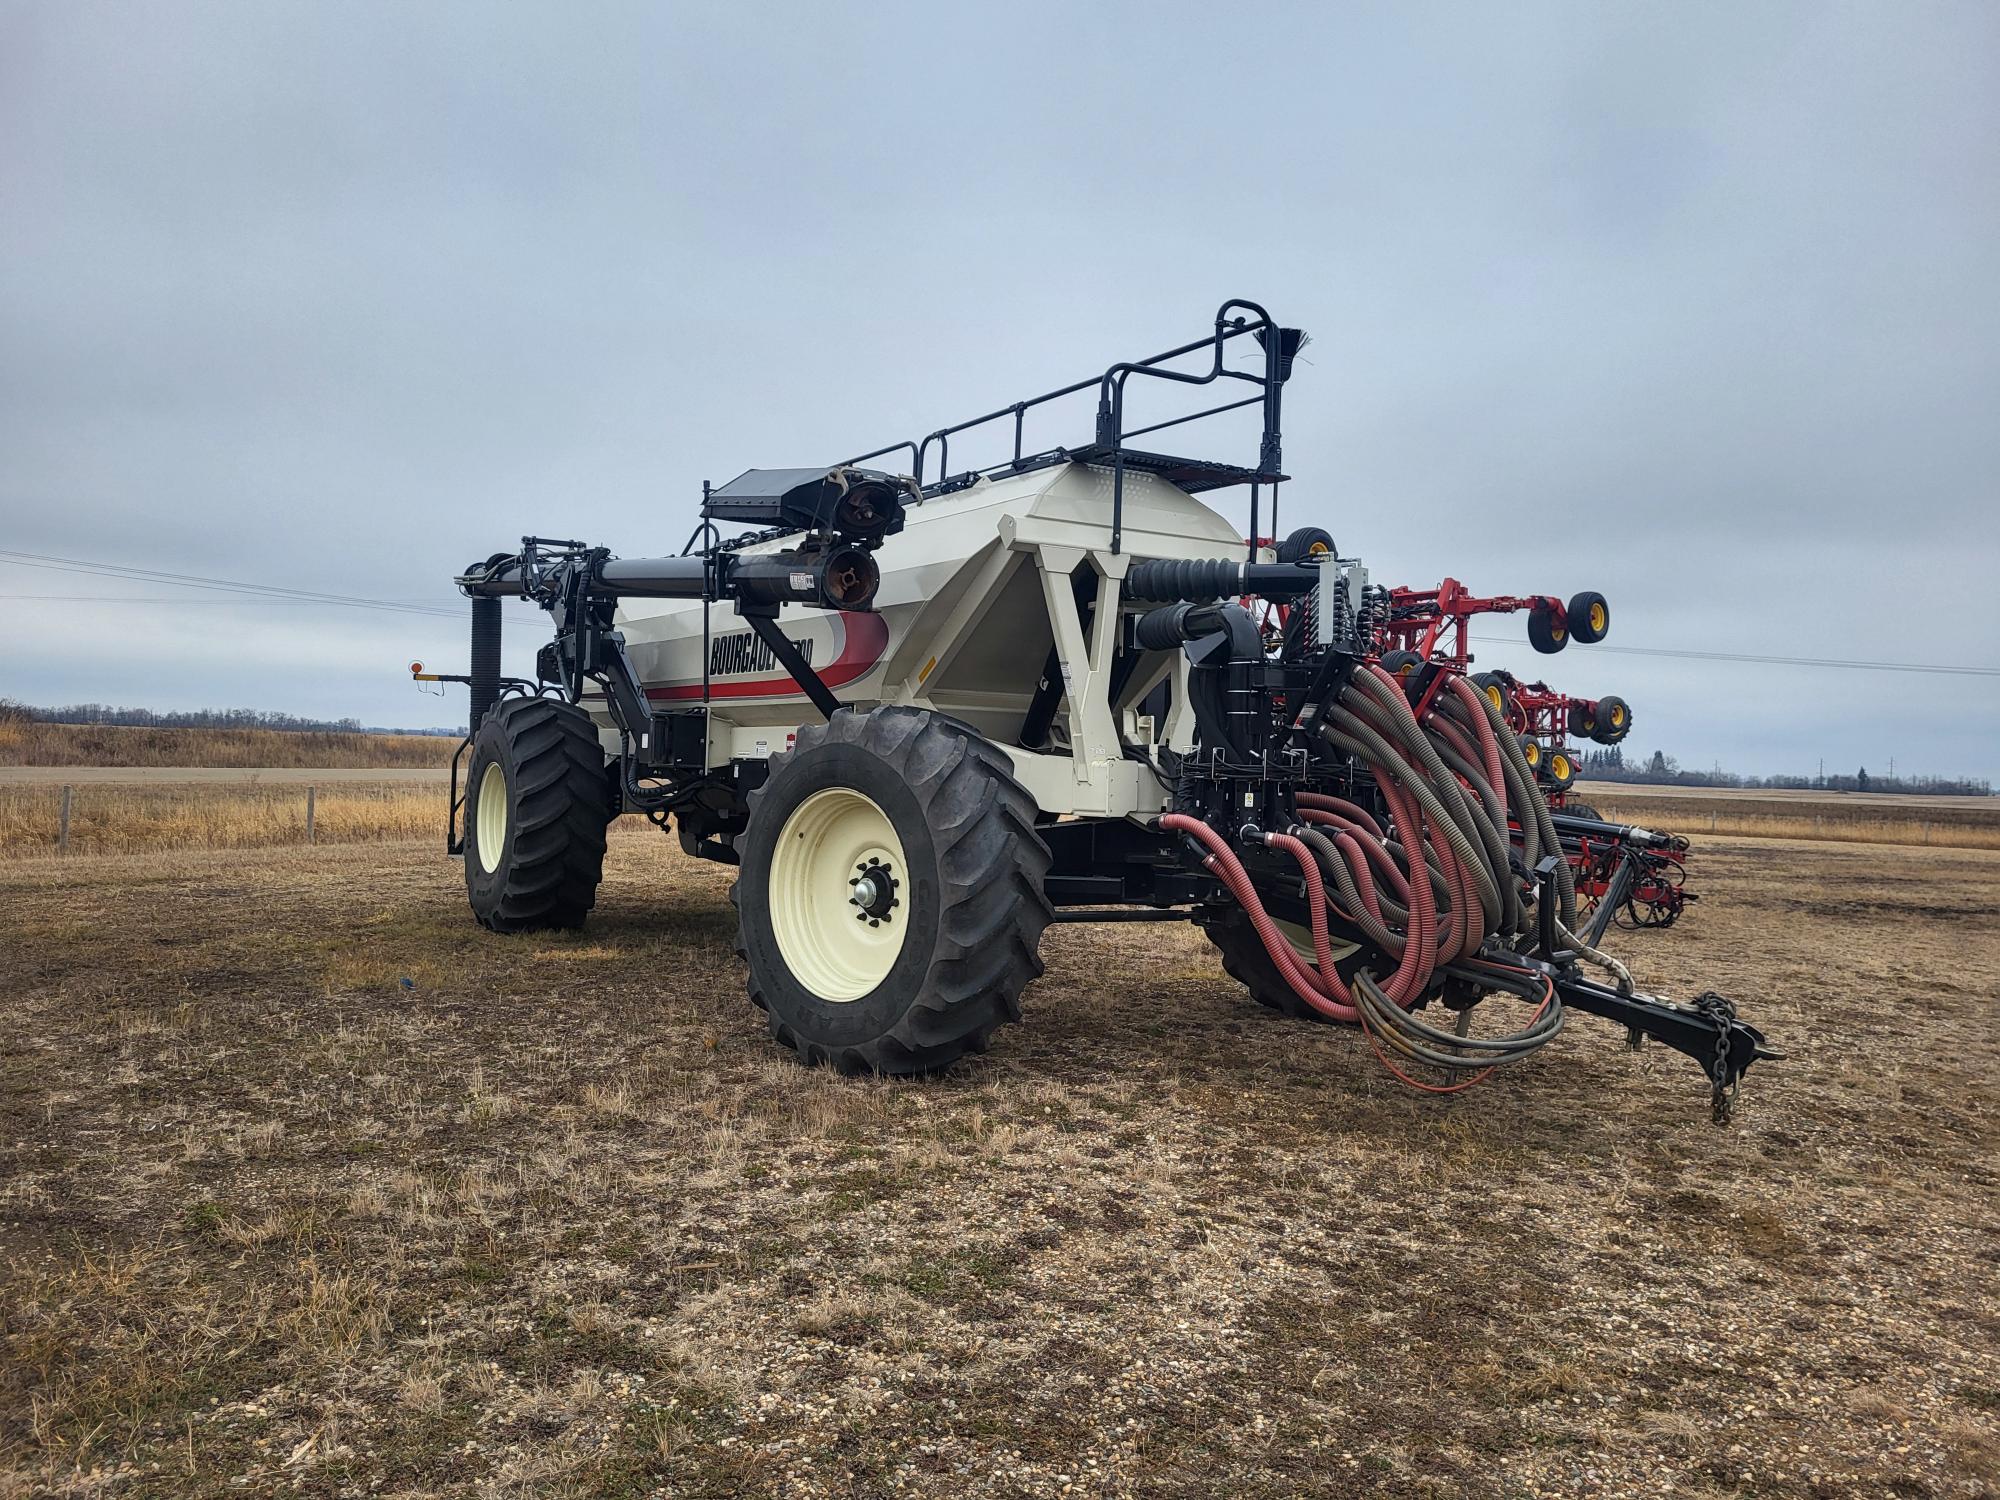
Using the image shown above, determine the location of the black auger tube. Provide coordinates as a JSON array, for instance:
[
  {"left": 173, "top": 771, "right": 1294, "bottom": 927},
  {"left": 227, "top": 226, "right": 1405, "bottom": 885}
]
[
  {"left": 463, "top": 548, "right": 880, "bottom": 614},
  {"left": 594, "top": 554, "right": 711, "bottom": 597},
  {"left": 1134, "top": 601, "right": 1227, "bottom": 651},
  {"left": 1125, "top": 557, "right": 1321, "bottom": 603},
  {"left": 1133, "top": 601, "right": 1264, "bottom": 759},
  {"left": 468, "top": 596, "right": 502, "bottom": 734}
]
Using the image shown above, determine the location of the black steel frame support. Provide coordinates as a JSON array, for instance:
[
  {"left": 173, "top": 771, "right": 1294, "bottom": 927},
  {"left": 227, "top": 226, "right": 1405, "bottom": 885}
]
[
  {"left": 741, "top": 609, "right": 842, "bottom": 721},
  {"left": 1049, "top": 909, "right": 1193, "bottom": 924},
  {"left": 1584, "top": 851, "right": 1641, "bottom": 948}
]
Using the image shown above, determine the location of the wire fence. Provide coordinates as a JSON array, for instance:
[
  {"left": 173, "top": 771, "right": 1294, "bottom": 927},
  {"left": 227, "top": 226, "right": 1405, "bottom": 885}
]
[{"left": 1, "top": 782, "right": 444, "bottom": 857}]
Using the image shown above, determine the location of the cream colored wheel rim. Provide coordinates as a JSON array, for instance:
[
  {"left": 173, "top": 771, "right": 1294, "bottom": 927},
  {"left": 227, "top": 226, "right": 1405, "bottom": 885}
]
[
  {"left": 770, "top": 787, "right": 909, "bottom": 1002},
  {"left": 1277, "top": 918, "right": 1359, "bottom": 971},
  {"left": 475, "top": 762, "right": 507, "bottom": 874}
]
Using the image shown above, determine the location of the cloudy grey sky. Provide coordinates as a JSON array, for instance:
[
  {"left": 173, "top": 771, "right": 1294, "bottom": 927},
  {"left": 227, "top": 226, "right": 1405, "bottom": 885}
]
[{"left": 3, "top": 3, "right": 1995, "bottom": 777}]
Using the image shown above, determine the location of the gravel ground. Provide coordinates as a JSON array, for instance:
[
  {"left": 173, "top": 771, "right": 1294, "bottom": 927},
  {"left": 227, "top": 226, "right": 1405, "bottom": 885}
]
[{"left": 1, "top": 831, "right": 1995, "bottom": 1498}]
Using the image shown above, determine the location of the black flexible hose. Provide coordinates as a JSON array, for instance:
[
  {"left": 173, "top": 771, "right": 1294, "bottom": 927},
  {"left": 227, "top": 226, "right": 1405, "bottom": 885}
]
[{"left": 468, "top": 596, "right": 502, "bottom": 734}]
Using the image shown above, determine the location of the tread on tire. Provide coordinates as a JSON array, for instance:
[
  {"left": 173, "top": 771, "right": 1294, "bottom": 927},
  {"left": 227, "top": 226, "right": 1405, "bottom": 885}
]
[
  {"left": 464, "top": 696, "right": 612, "bottom": 933},
  {"left": 733, "top": 706, "right": 1052, "bottom": 1074}
]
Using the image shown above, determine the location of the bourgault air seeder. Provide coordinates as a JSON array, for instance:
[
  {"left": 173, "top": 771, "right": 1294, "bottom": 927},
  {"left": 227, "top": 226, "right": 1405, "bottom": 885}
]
[{"left": 435, "top": 300, "right": 1775, "bottom": 1121}]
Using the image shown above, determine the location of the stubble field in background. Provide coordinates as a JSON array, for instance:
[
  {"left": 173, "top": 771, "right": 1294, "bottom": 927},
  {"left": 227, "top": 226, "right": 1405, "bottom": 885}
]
[
  {"left": 2, "top": 822, "right": 1996, "bottom": 1498},
  {"left": 4, "top": 773, "right": 1997, "bottom": 859}
]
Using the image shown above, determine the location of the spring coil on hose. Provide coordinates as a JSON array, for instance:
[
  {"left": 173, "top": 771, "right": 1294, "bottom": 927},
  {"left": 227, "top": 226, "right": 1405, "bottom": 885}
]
[
  {"left": 1296, "top": 569, "right": 1324, "bottom": 648},
  {"left": 1354, "top": 584, "right": 1390, "bottom": 656}
]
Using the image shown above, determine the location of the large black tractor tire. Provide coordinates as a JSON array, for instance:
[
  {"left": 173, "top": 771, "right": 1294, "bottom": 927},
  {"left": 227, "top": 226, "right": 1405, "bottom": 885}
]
[
  {"left": 1527, "top": 601, "right": 1569, "bottom": 654},
  {"left": 733, "top": 706, "right": 1052, "bottom": 1074},
  {"left": 1277, "top": 526, "right": 1335, "bottom": 564},
  {"left": 1592, "top": 694, "right": 1632, "bottom": 744},
  {"left": 1379, "top": 648, "right": 1425, "bottom": 683},
  {"left": 1567, "top": 591, "right": 1610, "bottom": 644},
  {"left": 1564, "top": 801, "right": 1604, "bottom": 822},
  {"left": 464, "top": 697, "right": 613, "bottom": 933},
  {"left": 1195, "top": 906, "right": 1368, "bottom": 1024},
  {"left": 1470, "top": 671, "right": 1516, "bottom": 724}
]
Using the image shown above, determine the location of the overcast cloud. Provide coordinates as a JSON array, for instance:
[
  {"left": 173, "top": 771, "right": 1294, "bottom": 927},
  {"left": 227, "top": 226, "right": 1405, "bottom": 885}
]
[{"left": 2, "top": 2, "right": 1995, "bottom": 778}]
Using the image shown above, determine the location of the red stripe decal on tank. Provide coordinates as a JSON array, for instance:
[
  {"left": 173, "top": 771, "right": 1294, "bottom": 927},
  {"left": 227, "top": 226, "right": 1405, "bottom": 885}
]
[{"left": 643, "top": 613, "right": 891, "bottom": 702}]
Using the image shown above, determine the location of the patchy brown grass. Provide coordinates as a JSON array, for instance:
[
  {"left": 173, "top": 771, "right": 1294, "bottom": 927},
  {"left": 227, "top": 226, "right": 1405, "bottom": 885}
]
[
  {"left": 1, "top": 832, "right": 1996, "bottom": 1497},
  {"left": 0, "top": 720, "right": 454, "bottom": 770},
  {"left": 0, "top": 782, "right": 441, "bottom": 856}
]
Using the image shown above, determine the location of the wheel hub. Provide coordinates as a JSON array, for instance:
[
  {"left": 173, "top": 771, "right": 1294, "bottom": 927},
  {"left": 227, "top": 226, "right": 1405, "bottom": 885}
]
[{"left": 849, "top": 858, "right": 899, "bottom": 926}]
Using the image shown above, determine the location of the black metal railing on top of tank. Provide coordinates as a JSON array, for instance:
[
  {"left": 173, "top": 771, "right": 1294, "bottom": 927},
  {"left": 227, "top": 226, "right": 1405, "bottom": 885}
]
[{"left": 839, "top": 299, "right": 1307, "bottom": 557}]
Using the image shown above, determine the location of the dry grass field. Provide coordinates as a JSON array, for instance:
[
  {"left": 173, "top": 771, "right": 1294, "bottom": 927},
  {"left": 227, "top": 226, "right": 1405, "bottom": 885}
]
[
  {"left": 0, "top": 782, "right": 444, "bottom": 857},
  {"left": 2, "top": 828, "right": 1996, "bottom": 1498},
  {"left": 5, "top": 776, "right": 1994, "bottom": 861},
  {"left": 1576, "top": 784, "right": 2000, "bottom": 852},
  {"left": 0, "top": 721, "right": 454, "bottom": 771}
]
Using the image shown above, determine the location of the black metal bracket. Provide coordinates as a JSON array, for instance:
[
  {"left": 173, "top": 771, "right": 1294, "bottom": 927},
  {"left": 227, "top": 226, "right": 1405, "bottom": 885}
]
[
  {"left": 740, "top": 607, "right": 842, "bottom": 721},
  {"left": 1535, "top": 854, "right": 1564, "bottom": 959},
  {"left": 1584, "top": 849, "right": 1642, "bottom": 948},
  {"left": 1289, "top": 646, "right": 1361, "bottom": 748}
]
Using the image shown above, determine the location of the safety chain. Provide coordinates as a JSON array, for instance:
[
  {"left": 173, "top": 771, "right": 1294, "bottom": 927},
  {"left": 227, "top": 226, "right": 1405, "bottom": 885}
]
[{"left": 1692, "top": 990, "right": 1739, "bottom": 1125}]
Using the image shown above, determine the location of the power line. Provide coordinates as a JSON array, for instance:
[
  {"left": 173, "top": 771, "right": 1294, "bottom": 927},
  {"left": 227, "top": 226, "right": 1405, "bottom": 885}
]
[
  {"left": 1466, "top": 633, "right": 2000, "bottom": 678},
  {"left": 0, "top": 593, "right": 458, "bottom": 609},
  {"left": 0, "top": 549, "right": 463, "bottom": 618},
  {"left": 5, "top": 547, "right": 1993, "bottom": 677}
]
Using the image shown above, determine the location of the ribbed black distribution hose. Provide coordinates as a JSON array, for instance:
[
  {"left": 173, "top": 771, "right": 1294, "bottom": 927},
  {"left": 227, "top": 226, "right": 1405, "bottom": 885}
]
[
  {"left": 1466, "top": 680, "right": 1577, "bottom": 927},
  {"left": 1347, "top": 674, "right": 1522, "bottom": 933},
  {"left": 1194, "top": 658, "right": 1587, "bottom": 1093},
  {"left": 1325, "top": 715, "right": 1504, "bottom": 937},
  {"left": 1296, "top": 824, "right": 1407, "bottom": 958},
  {"left": 1353, "top": 672, "right": 1528, "bottom": 939}
]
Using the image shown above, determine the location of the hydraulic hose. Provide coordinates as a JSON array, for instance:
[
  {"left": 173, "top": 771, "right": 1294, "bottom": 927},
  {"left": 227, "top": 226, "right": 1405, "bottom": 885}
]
[
  {"left": 1164, "top": 813, "right": 1361, "bottom": 1021},
  {"left": 1173, "top": 633, "right": 1579, "bottom": 1096}
]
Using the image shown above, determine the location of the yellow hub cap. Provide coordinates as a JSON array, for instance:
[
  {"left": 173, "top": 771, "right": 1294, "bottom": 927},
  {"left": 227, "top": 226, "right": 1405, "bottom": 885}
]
[
  {"left": 1589, "top": 602, "right": 1607, "bottom": 632},
  {"left": 770, "top": 787, "right": 909, "bottom": 1002},
  {"left": 1484, "top": 685, "right": 1504, "bottom": 711},
  {"left": 1609, "top": 706, "right": 1626, "bottom": 727},
  {"left": 475, "top": 762, "right": 507, "bottom": 874}
]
